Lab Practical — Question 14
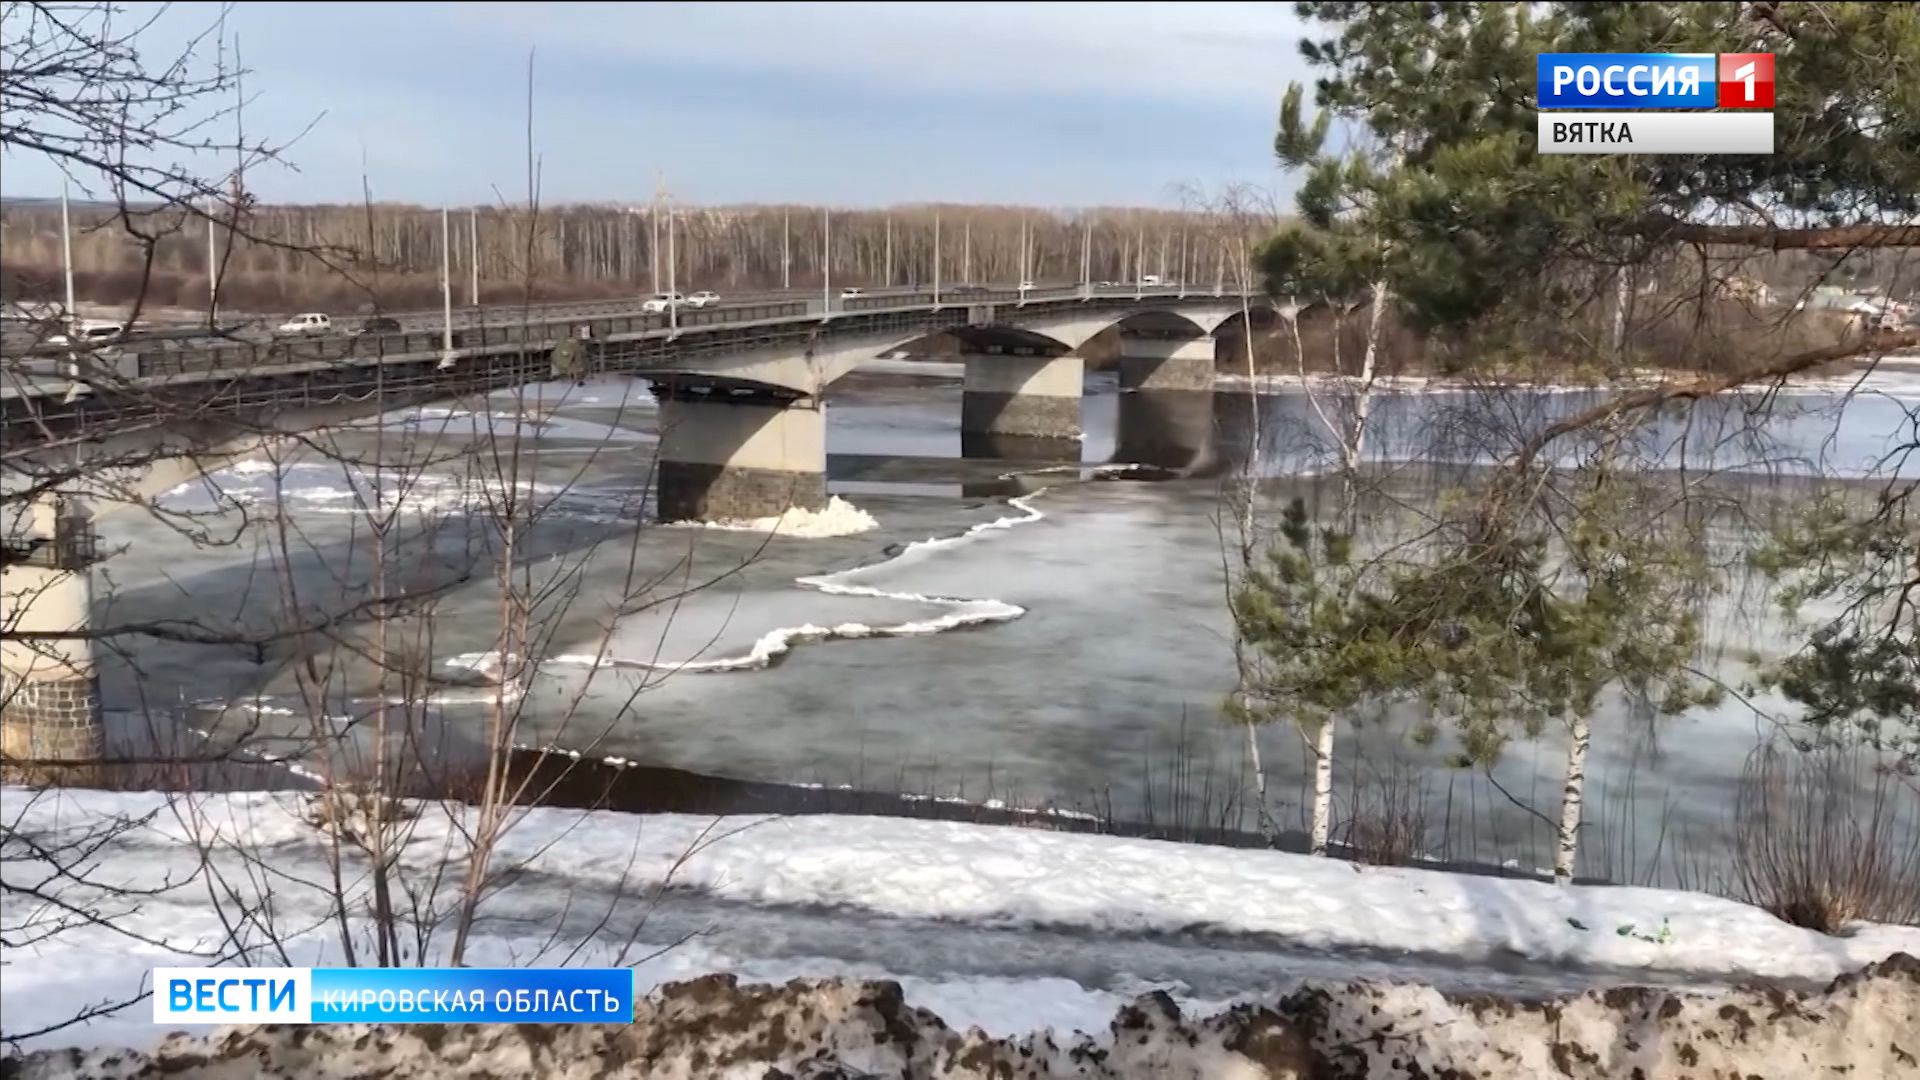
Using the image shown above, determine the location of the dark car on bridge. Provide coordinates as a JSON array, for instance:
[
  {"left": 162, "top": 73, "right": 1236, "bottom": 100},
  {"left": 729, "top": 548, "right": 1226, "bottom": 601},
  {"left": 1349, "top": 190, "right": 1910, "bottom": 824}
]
[{"left": 350, "top": 316, "right": 403, "bottom": 336}]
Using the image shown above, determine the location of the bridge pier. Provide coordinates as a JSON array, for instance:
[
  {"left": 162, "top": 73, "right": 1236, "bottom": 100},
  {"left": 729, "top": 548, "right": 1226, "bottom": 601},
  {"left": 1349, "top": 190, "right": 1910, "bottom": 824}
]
[
  {"left": 1113, "top": 388, "right": 1217, "bottom": 474},
  {"left": 2, "top": 499, "right": 105, "bottom": 781},
  {"left": 1118, "top": 337, "right": 1216, "bottom": 392},
  {"left": 960, "top": 353, "right": 1083, "bottom": 462},
  {"left": 654, "top": 386, "right": 826, "bottom": 522}
]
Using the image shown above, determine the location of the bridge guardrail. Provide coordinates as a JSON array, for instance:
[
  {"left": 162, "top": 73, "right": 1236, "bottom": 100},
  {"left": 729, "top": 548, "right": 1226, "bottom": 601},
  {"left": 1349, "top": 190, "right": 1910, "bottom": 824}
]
[
  {"left": 45, "top": 288, "right": 1249, "bottom": 387},
  {"left": 840, "top": 286, "right": 1095, "bottom": 312},
  {"left": 381, "top": 287, "right": 936, "bottom": 331},
  {"left": 129, "top": 299, "right": 819, "bottom": 379}
]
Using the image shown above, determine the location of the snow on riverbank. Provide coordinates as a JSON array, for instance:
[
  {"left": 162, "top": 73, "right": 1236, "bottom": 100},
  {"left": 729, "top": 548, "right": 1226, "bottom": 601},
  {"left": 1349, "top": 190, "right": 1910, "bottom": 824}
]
[{"left": 6, "top": 786, "right": 1917, "bottom": 1054}]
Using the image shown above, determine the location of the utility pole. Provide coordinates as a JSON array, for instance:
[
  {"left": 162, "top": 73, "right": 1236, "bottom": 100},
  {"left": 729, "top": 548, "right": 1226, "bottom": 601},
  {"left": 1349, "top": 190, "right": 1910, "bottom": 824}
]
[
  {"left": 1136, "top": 227, "right": 1144, "bottom": 298},
  {"left": 666, "top": 188, "right": 678, "bottom": 332},
  {"left": 650, "top": 172, "right": 664, "bottom": 295},
  {"left": 782, "top": 209, "right": 791, "bottom": 290},
  {"left": 1178, "top": 228, "right": 1187, "bottom": 298},
  {"left": 60, "top": 181, "right": 76, "bottom": 339},
  {"left": 1019, "top": 217, "right": 1029, "bottom": 296},
  {"left": 206, "top": 198, "right": 219, "bottom": 326},
  {"left": 884, "top": 216, "right": 892, "bottom": 289},
  {"left": 933, "top": 213, "right": 941, "bottom": 305},
  {"left": 439, "top": 206, "right": 453, "bottom": 363},
  {"left": 1081, "top": 217, "right": 1091, "bottom": 299},
  {"left": 962, "top": 221, "right": 971, "bottom": 286},
  {"left": 469, "top": 209, "right": 480, "bottom": 306},
  {"left": 822, "top": 208, "right": 831, "bottom": 310}
]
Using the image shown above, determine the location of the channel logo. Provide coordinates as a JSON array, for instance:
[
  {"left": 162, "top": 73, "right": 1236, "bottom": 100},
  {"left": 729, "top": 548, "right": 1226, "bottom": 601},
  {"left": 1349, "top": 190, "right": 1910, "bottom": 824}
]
[
  {"left": 1535, "top": 52, "right": 1776, "bottom": 156},
  {"left": 1537, "top": 53, "right": 1774, "bottom": 110}
]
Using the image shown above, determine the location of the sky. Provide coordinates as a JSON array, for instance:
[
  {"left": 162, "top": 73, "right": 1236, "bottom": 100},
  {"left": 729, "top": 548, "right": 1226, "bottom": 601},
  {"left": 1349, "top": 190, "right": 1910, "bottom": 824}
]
[{"left": 1, "top": 1, "right": 1312, "bottom": 210}]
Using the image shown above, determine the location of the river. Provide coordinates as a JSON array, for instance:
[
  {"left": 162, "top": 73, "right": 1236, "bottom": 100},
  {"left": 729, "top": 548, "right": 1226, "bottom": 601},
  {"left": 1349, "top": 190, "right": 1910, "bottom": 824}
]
[{"left": 105, "top": 359, "right": 1920, "bottom": 886}]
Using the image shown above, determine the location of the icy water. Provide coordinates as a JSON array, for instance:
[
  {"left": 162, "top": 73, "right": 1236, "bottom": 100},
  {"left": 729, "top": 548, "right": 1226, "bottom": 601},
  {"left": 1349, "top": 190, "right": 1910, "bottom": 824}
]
[{"left": 107, "top": 361, "right": 1920, "bottom": 885}]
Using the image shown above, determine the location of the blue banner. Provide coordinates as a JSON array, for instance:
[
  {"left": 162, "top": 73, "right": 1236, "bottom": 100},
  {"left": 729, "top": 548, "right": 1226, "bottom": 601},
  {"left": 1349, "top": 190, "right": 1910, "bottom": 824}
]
[{"left": 1537, "top": 53, "right": 1717, "bottom": 109}]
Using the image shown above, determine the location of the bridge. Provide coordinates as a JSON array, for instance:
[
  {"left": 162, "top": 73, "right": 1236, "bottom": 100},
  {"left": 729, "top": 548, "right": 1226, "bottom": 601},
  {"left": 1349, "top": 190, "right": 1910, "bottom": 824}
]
[
  {"left": 5, "top": 283, "right": 1265, "bottom": 516},
  {"left": 1, "top": 282, "right": 1271, "bottom": 774}
]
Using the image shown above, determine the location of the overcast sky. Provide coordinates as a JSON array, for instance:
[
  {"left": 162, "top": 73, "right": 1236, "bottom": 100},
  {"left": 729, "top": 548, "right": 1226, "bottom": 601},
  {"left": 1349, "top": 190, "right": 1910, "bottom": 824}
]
[{"left": 2, "top": 1, "right": 1309, "bottom": 208}]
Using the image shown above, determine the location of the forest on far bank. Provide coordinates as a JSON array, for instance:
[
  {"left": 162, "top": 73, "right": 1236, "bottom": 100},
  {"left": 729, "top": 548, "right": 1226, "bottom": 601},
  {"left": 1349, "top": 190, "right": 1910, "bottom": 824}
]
[{"left": 0, "top": 200, "right": 1236, "bottom": 316}]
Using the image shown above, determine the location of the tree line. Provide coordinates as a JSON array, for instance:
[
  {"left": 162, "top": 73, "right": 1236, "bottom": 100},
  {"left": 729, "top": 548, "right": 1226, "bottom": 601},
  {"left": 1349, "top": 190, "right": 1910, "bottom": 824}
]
[{"left": 0, "top": 200, "right": 1247, "bottom": 315}]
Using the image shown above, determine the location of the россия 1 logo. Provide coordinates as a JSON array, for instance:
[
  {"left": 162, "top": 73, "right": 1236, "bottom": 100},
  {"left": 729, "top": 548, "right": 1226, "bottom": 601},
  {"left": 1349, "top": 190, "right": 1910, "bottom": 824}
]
[{"left": 1535, "top": 52, "right": 1774, "bottom": 155}]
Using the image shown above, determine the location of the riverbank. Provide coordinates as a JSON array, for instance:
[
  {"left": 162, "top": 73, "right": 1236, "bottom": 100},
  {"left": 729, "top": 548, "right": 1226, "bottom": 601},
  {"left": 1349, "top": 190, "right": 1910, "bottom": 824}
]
[{"left": 5, "top": 784, "right": 1919, "bottom": 1055}]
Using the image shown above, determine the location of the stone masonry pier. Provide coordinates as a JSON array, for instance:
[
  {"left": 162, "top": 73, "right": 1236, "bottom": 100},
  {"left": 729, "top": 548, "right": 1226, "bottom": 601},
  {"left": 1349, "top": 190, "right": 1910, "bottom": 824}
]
[
  {"left": 960, "top": 352, "right": 1084, "bottom": 462},
  {"left": 1117, "top": 336, "right": 1216, "bottom": 392},
  {"left": 1, "top": 499, "right": 104, "bottom": 780},
  {"left": 653, "top": 386, "right": 827, "bottom": 522}
]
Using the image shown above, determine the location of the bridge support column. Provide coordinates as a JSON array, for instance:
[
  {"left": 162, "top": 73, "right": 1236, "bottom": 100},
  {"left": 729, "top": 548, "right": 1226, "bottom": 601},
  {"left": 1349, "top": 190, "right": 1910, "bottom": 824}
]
[
  {"left": 960, "top": 353, "right": 1083, "bottom": 462},
  {"left": 655, "top": 388, "right": 826, "bottom": 522},
  {"left": 2, "top": 500, "right": 105, "bottom": 781},
  {"left": 1118, "top": 337, "right": 1216, "bottom": 392},
  {"left": 1113, "top": 388, "right": 1217, "bottom": 475}
]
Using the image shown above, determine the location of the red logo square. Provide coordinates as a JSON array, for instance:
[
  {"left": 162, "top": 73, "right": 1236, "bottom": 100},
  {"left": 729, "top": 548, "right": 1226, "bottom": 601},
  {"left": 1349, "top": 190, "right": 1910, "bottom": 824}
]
[{"left": 1718, "top": 53, "right": 1775, "bottom": 109}]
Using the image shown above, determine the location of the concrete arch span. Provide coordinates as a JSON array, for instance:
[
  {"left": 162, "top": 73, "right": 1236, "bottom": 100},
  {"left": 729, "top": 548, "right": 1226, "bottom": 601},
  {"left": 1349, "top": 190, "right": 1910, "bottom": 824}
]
[
  {"left": 642, "top": 300, "right": 1276, "bottom": 401},
  {"left": 646, "top": 297, "right": 1280, "bottom": 520}
]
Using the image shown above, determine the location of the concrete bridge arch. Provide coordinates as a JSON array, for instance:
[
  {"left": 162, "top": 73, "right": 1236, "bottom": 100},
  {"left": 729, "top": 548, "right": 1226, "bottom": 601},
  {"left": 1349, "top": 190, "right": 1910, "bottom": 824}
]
[{"left": 650, "top": 298, "right": 1276, "bottom": 518}]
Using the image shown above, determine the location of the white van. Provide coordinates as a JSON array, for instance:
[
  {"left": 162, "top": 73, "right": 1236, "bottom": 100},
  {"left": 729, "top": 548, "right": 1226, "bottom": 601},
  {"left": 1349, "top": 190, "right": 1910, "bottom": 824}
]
[
  {"left": 276, "top": 313, "right": 333, "bottom": 336},
  {"left": 46, "top": 320, "right": 125, "bottom": 348}
]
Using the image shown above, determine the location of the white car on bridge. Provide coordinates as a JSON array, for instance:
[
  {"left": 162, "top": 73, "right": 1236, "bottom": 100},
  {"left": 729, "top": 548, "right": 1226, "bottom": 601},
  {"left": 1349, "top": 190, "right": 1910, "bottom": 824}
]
[
  {"left": 643, "top": 292, "right": 685, "bottom": 313},
  {"left": 45, "top": 320, "right": 126, "bottom": 348},
  {"left": 275, "top": 313, "right": 332, "bottom": 337},
  {"left": 687, "top": 291, "right": 720, "bottom": 308}
]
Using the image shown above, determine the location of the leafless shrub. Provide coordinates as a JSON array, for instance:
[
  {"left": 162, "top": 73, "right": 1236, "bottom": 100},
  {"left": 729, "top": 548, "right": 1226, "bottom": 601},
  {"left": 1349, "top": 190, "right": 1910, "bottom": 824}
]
[
  {"left": 1333, "top": 751, "right": 1433, "bottom": 867},
  {"left": 1730, "top": 742, "right": 1920, "bottom": 932}
]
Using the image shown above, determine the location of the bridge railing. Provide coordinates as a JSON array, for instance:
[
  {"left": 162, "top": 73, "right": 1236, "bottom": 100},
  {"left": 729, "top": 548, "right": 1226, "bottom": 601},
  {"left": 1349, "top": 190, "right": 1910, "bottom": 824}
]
[
  {"left": 128, "top": 299, "right": 819, "bottom": 379},
  {"left": 376, "top": 287, "right": 933, "bottom": 331},
  {"left": 88, "top": 289, "right": 1243, "bottom": 381},
  {"left": 590, "top": 303, "right": 980, "bottom": 375}
]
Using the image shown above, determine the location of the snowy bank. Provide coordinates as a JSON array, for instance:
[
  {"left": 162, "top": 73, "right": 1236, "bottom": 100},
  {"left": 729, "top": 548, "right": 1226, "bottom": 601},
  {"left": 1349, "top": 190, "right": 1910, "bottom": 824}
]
[
  {"left": 10, "top": 958, "right": 1918, "bottom": 1079},
  {"left": 6, "top": 790, "right": 1918, "bottom": 1008}
]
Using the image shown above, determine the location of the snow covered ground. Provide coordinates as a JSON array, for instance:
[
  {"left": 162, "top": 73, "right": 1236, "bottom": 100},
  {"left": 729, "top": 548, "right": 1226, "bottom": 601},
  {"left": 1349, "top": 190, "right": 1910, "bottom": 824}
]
[{"left": 4, "top": 786, "right": 1916, "bottom": 1053}]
